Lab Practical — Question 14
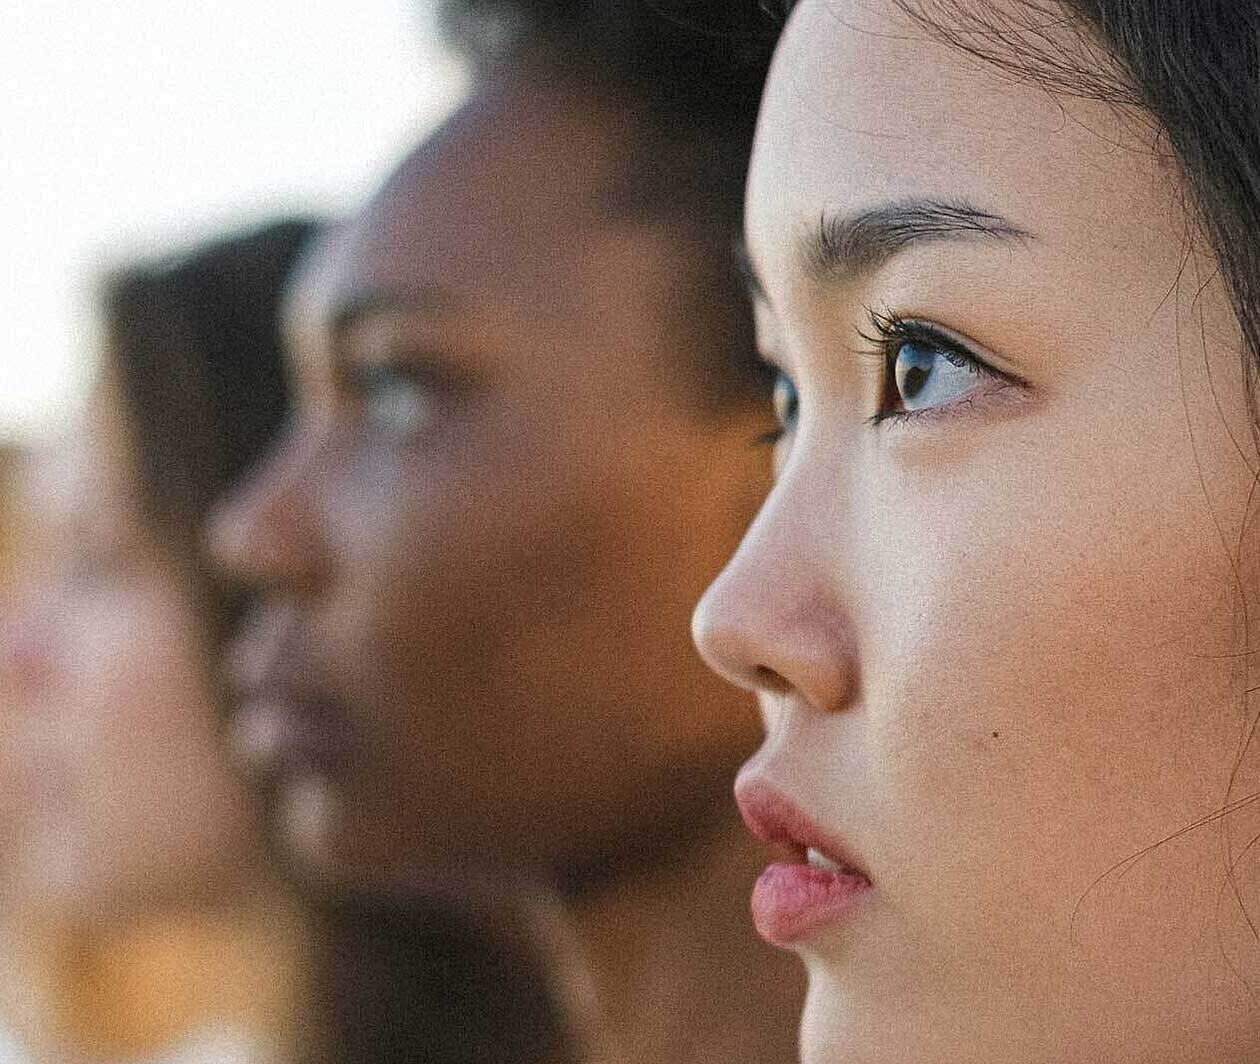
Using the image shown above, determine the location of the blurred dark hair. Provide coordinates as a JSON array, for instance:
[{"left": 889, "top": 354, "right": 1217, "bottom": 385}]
[
  {"left": 315, "top": 887, "right": 589, "bottom": 1064},
  {"left": 774, "top": 0, "right": 1260, "bottom": 415},
  {"left": 439, "top": 0, "right": 774, "bottom": 230},
  {"left": 100, "top": 217, "right": 319, "bottom": 640},
  {"left": 438, "top": 0, "right": 777, "bottom": 406}
]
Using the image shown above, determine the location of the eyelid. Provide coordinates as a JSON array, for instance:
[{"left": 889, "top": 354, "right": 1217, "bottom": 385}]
[
  {"left": 756, "top": 346, "right": 787, "bottom": 377},
  {"left": 868, "top": 308, "right": 1029, "bottom": 377},
  {"left": 339, "top": 357, "right": 450, "bottom": 397},
  {"left": 753, "top": 296, "right": 785, "bottom": 352},
  {"left": 859, "top": 307, "right": 1031, "bottom": 425}
]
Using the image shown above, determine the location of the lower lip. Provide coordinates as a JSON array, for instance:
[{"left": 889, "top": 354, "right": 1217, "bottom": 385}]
[{"left": 751, "top": 861, "right": 872, "bottom": 947}]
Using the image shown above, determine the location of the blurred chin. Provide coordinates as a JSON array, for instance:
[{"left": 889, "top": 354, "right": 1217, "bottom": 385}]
[
  {"left": 276, "top": 772, "right": 427, "bottom": 894},
  {"left": 275, "top": 780, "right": 523, "bottom": 893},
  {"left": 276, "top": 772, "right": 341, "bottom": 884}
]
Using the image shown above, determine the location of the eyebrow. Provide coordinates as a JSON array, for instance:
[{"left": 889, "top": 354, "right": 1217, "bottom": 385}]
[
  {"left": 801, "top": 198, "right": 1033, "bottom": 285},
  {"left": 329, "top": 284, "right": 465, "bottom": 339}
]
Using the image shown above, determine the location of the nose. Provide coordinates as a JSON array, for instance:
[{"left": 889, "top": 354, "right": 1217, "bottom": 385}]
[
  {"left": 691, "top": 476, "right": 859, "bottom": 715},
  {"left": 207, "top": 418, "right": 330, "bottom": 597}
]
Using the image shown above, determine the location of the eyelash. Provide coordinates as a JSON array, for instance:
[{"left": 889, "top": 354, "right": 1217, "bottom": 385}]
[
  {"left": 857, "top": 306, "right": 1006, "bottom": 426},
  {"left": 757, "top": 308, "right": 1018, "bottom": 445}
]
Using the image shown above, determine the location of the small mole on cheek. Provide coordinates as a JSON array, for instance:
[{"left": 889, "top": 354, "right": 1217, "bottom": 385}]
[{"left": 965, "top": 729, "right": 1003, "bottom": 754}]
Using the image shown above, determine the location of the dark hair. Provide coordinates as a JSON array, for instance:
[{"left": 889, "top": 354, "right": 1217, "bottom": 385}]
[
  {"left": 439, "top": 1, "right": 774, "bottom": 227},
  {"left": 774, "top": 0, "right": 1260, "bottom": 412},
  {"left": 437, "top": 0, "right": 777, "bottom": 405},
  {"left": 315, "top": 887, "right": 587, "bottom": 1064},
  {"left": 101, "top": 217, "right": 320, "bottom": 639}
]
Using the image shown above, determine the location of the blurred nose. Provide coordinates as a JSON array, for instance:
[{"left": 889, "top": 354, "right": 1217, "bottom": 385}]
[
  {"left": 691, "top": 470, "right": 859, "bottom": 716},
  {"left": 207, "top": 418, "right": 330, "bottom": 596}
]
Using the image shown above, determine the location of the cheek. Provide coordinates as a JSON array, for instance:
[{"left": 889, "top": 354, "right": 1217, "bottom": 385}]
[
  {"left": 848, "top": 390, "right": 1260, "bottom": 965},
  {"left": 322, "top": 446, "right": 597, "bottom": 729},
  {"left": 52, "top": 587, "right": 250, "bottom": 892},
  {"left": 316, "top": 435, "right": 733, "bottom": 847},
  {"left": 75, "top": 587, "right": 208, "bottom": 727}
]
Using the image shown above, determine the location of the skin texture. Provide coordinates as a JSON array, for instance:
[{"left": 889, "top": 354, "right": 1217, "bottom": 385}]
[
  {"left": 209, "top": 67, "right": 773, "bottom": 893},
  {"left": 692, "top": 1, "right": 1260, "bottom": 1061},
  {"left": 0, "top": 394, "right": 261, "bottom": 920}
]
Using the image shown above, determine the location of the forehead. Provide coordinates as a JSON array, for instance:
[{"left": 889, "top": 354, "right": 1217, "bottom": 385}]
[
  {"left": 303, "top": 70, "right": 630, "bottom": 320},
  {"left": 748, "top": 0, "right": 1178, "bottom": 286}
]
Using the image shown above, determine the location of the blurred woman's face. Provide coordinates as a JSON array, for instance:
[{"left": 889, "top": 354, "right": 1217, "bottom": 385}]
[
  {"left": 210, "top": 75, "right": 770, "bottom": 891},
  {"left": 0, "top": 397, "right": 260, "bottom": 922},
  {"left": 693, "top": 1, "right": 1260, "bottom": 1061}
]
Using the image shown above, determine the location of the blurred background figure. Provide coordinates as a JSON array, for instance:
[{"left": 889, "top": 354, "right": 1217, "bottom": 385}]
[
  {"left": 212, "top": 2, "right": 804, "bottom": 1061},
  {"left": 0, "top": 443, "right": 32, "bottom": 1064},
  {"left": 1, "top": 3, "right": 806, "bottom": 1061},
  {"left": 0, "top": 212, "right": 593, "bottom": 1064},
  {"left": 0, "top": 220, "right": 319, "bottom": 1064}
]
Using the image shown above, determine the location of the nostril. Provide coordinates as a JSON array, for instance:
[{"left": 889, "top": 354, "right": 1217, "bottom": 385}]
[{"left": 753, "top": 665, "right": 792, "bottom": 696}]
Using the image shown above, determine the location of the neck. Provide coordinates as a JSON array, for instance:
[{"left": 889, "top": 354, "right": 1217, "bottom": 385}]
[{"left": 567, "top": 813, "right": 803, "bottom": 1064}]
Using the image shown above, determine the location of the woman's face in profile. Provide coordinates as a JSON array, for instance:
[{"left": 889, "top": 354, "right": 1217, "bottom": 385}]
[
  {"left": 694, "top": 0, "right": 1260, "bottom": 1060},
  {"left": 0, "top": 400, "right": 259, "bottom": 921}
]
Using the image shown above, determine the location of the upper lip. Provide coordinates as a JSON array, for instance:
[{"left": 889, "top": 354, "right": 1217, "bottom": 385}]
[{"left": 734, "top": 774, "right": 870, "bottom": 880}]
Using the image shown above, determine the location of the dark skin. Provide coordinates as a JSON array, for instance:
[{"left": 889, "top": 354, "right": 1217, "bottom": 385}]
[{"left": 212, "top": 64, "right": 803, "bottom": 1062}]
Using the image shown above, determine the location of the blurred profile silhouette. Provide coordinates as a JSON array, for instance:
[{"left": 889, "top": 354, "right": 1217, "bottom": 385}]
[
  {"left": 0, "top": 213, "right": 597, "bottom": 1064},
  {"left": 0, "top": 219, "right": 317, "bottom": 1064}
]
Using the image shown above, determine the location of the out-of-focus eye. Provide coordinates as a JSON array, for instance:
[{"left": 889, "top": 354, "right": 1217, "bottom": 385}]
[
  {"left": 892, "top": 340, "right": 983, "bottom": 413},
  {"left": 355, "top": 365, "right": 436, "bottom": 439},
  {"left": 771, "top": 370, "right": 799, "bottom": 437}
]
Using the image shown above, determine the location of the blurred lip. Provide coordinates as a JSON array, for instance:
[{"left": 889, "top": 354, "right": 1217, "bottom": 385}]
[
  {"left": 231, "top": 691, "right": 354, "bottom": 778},
  {"left": 735, "top": 774, "right": 873, "bottom": 948},
  {"left": 226, "top": 611, "right": 358, "bottom": 780}
]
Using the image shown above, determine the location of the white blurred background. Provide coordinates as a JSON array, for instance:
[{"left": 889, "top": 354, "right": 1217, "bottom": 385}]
[{"left": 0, "top": 1, "right": 466, "bottom": 440}]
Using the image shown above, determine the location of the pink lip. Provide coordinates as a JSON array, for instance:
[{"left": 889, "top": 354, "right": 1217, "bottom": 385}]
[{"left": 735, "top": 777, "right": 873, "bottom": 948}]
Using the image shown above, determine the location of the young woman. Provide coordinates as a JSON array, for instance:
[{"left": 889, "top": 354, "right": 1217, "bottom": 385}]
[
  {"left": 692, "top": 2, "right": 1260, "bottom": 1062},
  {"left": 0, "top": 219, "right": 318, "bottom": 1064},
  {"left": 208, "top": 4, "right": 804, "bottom": 1062}
]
